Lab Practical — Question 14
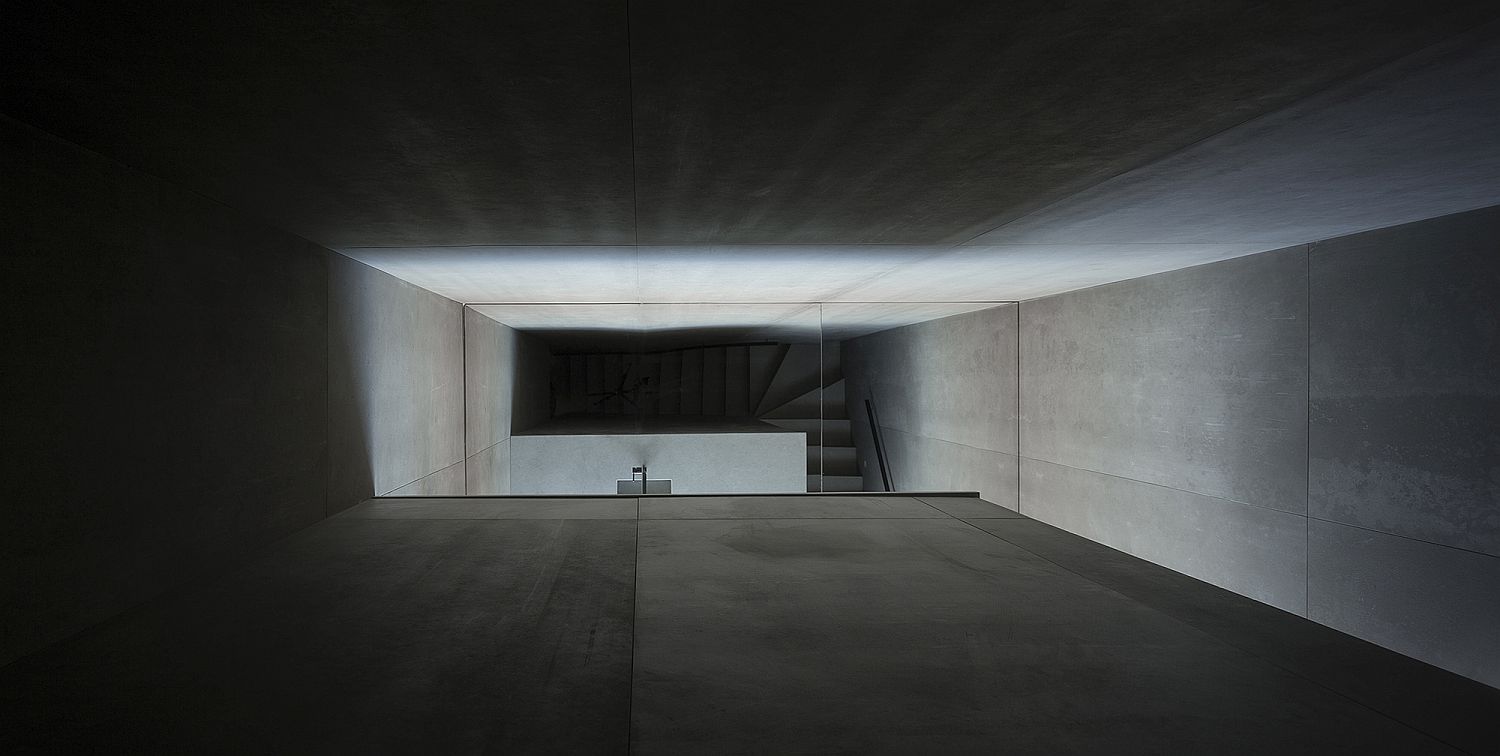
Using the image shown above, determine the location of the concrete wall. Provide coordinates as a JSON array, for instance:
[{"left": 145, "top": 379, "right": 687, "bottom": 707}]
[
  {"left": 462, "top": 308, "right": 552, "bottom": 495},
  {"left": 328, "top": 254, "right": 465, "bottom": 505},
  {"left": 2, "top": 116, "right": 475, "bottom": 667},
  {"left": 840, "top": 208, "right": 1498, "bottom": 686},
  {"left": 1020, "top": 207, "right": 1499, "bottom": 687},
  {"left": 1306, "top": 207, "right": 1500, "bottom": 687},
  {"left": 842, "top": 305, "right": 1019, "bottom": 507},
  {"left": 1, "top": 117, "right": 329, "bottom": 666},
  {"left": 1019, "top": 247, "right": 1310, "bottom": 612}
]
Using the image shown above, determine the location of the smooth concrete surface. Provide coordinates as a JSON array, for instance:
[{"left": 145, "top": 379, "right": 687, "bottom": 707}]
[
  {"left": 630, "top": 3, "right": 1497, "bottom": 245},
  {"left": 341, "top": 497, "right": 635, "bottom": 520},
  {"left": 0, "top": 515, "right": 637, "bottom": 753},
  {"left": 5, "top": 495, "right": 1494, "bottom": 753},
  {"left": 967, "top": 517, "right": 1500, "bottom": 756},
  {"left": 638, "top": 495, "right": 946, "bottom": 520},
  {"left": 1020, "top": 245, "right": 1309, "bottom": 513},
  {"left": 10, "top": 4, "right": 1500, "bottom": 310},
  {"left": 916, "top": 495, "right": 1024, "bottom": 519},
  {"left": 340, "top": 23, "right": 1500, "bottom": 306},
  {"left": 328, "top": 253, "right": 465, "bottom": 504},
  {"left": 1012, "top": 209, "right": 1499, "bottom": 686},
  {"left": 842, "top": 305, "right": 1019, "bottom": 508},
  {"left": 520, "top": 415, "right": 790, "bottom": 435},
  {"left": 876, "top": 428, "right": 1019, "bottom": 511},
  {"left": 1, "top": 117, "right": 328, "bottom": 667},
  {"left": 1020, "top": 459, "right": 1308, "bottom": 614},
  {"left": 9, "top": 3, "right": 1491, "bottom": 248},
  {"left": 844, "top": 306, "right": 1017, "bottom": 453},
  {"left": 1309, "top": 206, "right": 1500, "bottom": 556},
  {"left": 464, "top": 438, "right": 511, "bottom": 497},
  {"left": 510, "top": 432, "right": 806, "bottom": 495},
  {"left": 461, "top": 309, "right": 551, "bottom": 495},
  {"left": 967, "top": 27, "right": 1500, "bottom": 248},
  {"left": 461, "top": 307, "right": 514, "bottom": 456},
  {"left": 2, "top": 3, "right": 636, "bottom": 247},
  {"left": 385, "top": 459, "right": 467, "bottom": 498},
  {"left": 628, "top": 498, "right": 1477, "bottom": 754},
  {"left": 1309, "top": 519, "right": 1500, "bottom": 688}
]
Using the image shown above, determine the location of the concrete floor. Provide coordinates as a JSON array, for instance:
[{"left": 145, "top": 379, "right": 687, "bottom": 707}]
[{"left": 1, "top": 495, "right": 1495, "bottom": 754}]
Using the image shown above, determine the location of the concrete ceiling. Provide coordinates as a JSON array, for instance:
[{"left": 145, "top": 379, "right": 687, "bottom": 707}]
[{"left": 6, "top": 2, "right": 1500, "bottom": 318}]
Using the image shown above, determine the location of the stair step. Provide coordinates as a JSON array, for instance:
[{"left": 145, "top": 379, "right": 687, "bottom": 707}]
[
  {"left": 817, "top": 474, "right": 865, "bottom": 493},
  {"left": 725, "top": 345, "right": 750, "bottom": 416},
  {"left": 819, "top": 446, "right": 860, "bottom": 476}
]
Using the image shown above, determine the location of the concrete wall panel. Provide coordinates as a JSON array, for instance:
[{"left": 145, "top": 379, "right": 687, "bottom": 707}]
[
  {"left": 1308, "top": 520, "right": 1500, "bottom": 688},
  {"left": 842, "top": 304, "right": 1019, "bottom": 506},
  {"left": 1309, "top": 206, "right": 1500, "bottom": 556},
  {"left": 328, "top": 254, "right": 464, "bottom": 506},
  {"left": 881, "top": 429, "right": 1018, "bottom": 509},
  {"left": 1020, "top": 246, "right": 1309, "bottom": 514},
  {"left": 464, "top": 308, "right": 514, "bottom": 456},
  {"left": 1022, "top": 459, "right": 1307, "bottom": 614},
  {"left": 386, "top": 459, "right": 468, "bottom": 498},
  {"left": 465, "top": 439, "right": 512, "bottom": 496},
  {"left": 844, "top": 306, "right": 1017, "bottom": 454},
  {"left": 462, "top": 308, "right": 550, "bottom": 495}
]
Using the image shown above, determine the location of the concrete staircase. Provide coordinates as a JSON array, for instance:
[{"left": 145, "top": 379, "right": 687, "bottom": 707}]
[{"left": 550, "top": 342, "right": 861, "bottom": 491}]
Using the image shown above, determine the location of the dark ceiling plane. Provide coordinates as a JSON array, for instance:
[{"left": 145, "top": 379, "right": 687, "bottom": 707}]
[{"left": 4, "top": 1, "right": 1497, "bottom": 250}]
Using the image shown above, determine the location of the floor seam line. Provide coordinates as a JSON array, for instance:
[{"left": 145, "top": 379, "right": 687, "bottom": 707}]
[
  {"left": 626, "top": 496, "right": 640, "bottom": 754},
  {"left": 912, "top": 497, "right": 961, "bottom": 520}
]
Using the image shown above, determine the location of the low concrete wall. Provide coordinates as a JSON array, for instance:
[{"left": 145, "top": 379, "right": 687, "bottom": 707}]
[{"left": 510, "top": 433, "right": 806, "bottom": 495}]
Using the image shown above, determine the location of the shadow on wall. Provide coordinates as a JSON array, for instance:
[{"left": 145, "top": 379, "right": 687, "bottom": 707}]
[
  {"left": 327, "top": 272, "right": 373, "bottom": 513},
  {"left": 510, "top": 329, "right": 553, "bottom": 436}
]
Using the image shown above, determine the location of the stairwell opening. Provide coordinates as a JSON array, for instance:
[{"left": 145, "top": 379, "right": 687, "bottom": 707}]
[{"left": 451, "top": 302, "right": 1009, "bottom": 496}]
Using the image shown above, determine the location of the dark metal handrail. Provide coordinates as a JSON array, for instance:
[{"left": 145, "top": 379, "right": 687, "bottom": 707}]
[{"left": 864, "top": 398, "right": 894, "bottom": 492}]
